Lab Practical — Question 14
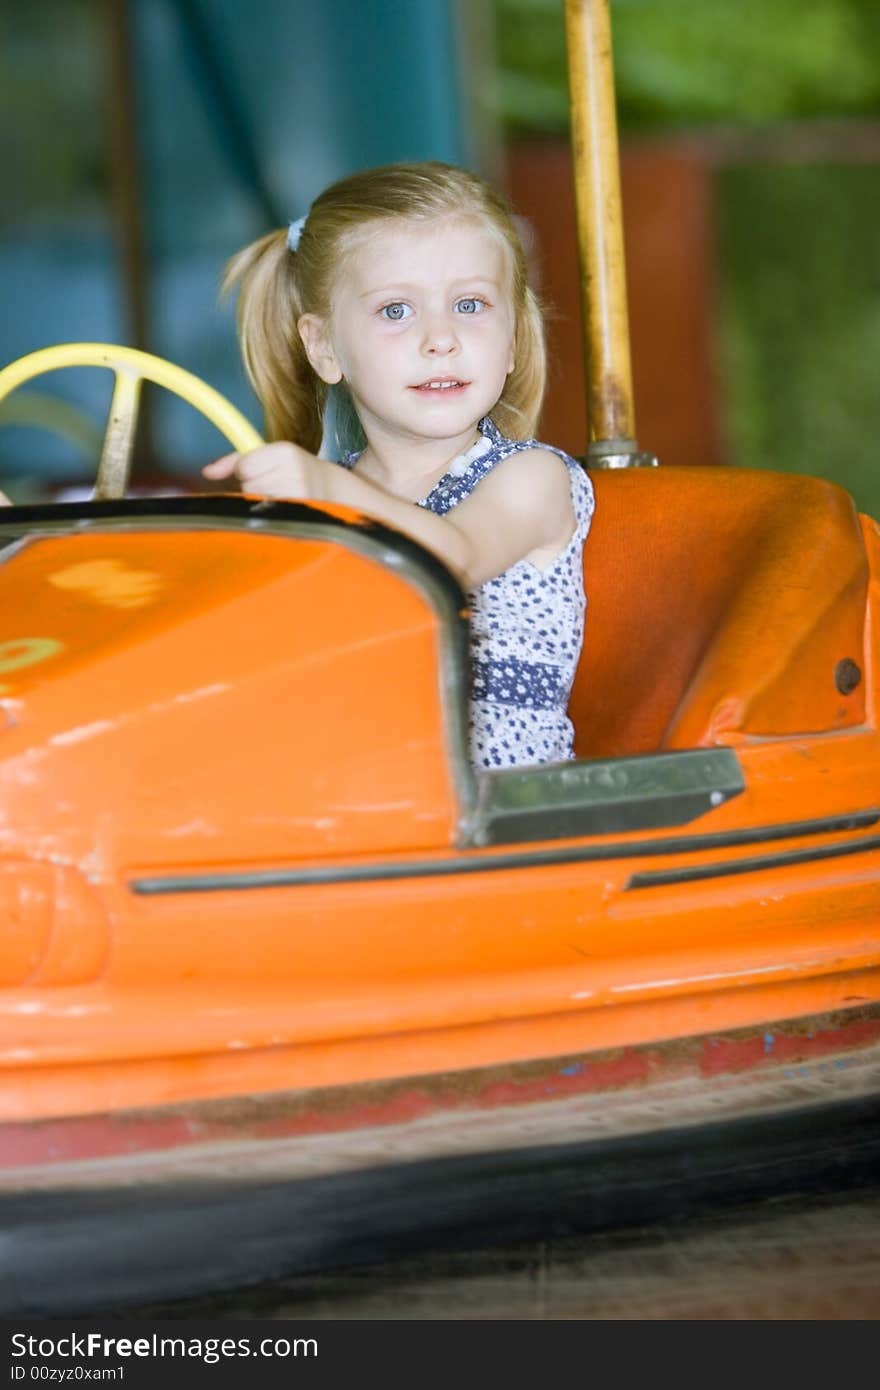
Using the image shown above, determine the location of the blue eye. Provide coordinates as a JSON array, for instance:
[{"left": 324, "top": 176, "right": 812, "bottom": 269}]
[
  {"left": 381, "top": 302, "right": 412, "bottom": 321},
  {"left": 455, "top": 298, "right": 485, "bottom": 315}
]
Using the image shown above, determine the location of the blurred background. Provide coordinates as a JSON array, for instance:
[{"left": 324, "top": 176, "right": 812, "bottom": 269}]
[{"left": 1, "top": 0, "right": 879, "bottom": 512}]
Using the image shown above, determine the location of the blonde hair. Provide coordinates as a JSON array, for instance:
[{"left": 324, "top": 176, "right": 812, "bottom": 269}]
[{"left": 223, "top": 161, "right": 546, "bottom": 453}]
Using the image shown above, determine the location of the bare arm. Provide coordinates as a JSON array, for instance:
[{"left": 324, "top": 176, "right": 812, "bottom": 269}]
[{"left": 202, "top": 443, "right": 575, "bottom": 588}]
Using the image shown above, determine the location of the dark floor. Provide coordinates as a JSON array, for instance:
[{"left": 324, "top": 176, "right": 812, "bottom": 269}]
[{"left": 123, "top": 1182, "right": 880, "bottom": 1320}]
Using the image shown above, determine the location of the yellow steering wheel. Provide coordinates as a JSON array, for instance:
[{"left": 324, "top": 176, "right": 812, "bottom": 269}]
[{"left": 0, "top": 343, "right": 264, "bottom": 499}]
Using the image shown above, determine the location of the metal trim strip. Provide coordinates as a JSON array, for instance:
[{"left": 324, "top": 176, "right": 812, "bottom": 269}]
[
  {"left": 130, "top": 809, "right": 880, "bottom": 895},
  {"left": 626, "top": 832, "right": 880, "bottom": 891}
]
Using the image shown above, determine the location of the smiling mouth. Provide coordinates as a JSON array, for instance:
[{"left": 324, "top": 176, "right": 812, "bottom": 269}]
[{"left": 410, "top": 378, "right": 470, "bottom": 392}]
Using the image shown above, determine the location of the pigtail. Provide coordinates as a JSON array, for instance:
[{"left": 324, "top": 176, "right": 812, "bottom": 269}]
[
  {"left": 222, "top": 232, "right": 325, "bottom": 453},
  {"left": 494, "top": 285, "right": 546, "bottom": 441}
]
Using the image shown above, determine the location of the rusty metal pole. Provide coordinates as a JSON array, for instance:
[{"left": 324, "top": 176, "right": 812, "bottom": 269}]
[{"left": 564, "top": 0, "right": 656, "bottom": 467}]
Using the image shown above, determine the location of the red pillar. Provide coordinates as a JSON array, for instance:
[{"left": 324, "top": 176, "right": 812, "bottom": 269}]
[{"left": 506, "top": 139, "right": 725, "bottom": 467}]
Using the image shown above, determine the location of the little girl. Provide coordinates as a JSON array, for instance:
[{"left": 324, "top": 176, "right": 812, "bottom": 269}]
[{"left": 203, "top": 161, "right": 594, "bottom": 770}]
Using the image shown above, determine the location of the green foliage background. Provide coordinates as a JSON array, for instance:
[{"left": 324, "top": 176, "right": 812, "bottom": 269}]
[
  {"left": 494, "top": 0, "right": 880, "bottom": 132},
  {"left": 494, "top": 0, "right": 880, "bottom": 515},
  {"left": 0, "top": 0, "right": 105, "bottom": 232},
  {"left": 718, "top": 166, "right": 880, "bottom": 512}
]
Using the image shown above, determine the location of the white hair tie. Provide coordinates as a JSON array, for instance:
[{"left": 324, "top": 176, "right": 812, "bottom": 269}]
[{"left": 287, "top": 216, "right": 307, "bottom": 252}]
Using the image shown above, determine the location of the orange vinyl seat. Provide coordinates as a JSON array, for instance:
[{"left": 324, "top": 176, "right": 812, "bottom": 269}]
[{"left": 570, "top": 466, "right": 869, "bottom": 759}]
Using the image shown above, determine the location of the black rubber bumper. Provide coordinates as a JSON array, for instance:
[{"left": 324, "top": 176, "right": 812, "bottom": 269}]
[{"left": 3, "top": 1089, "right": 879, "bottom": 1316}]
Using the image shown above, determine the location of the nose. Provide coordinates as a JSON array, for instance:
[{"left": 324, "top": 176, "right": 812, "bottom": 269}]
[{"left": 421, "top": 311, "right": 459, "bottom": 356}]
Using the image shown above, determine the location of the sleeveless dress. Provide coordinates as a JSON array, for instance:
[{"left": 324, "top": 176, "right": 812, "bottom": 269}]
[{"left": 340, "top": 416, "right": 594, "bottom": 770}]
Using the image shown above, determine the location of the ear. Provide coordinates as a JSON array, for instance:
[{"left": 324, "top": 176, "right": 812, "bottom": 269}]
[{"left": 297, "top": 314, "right": 343, "bottom": 385}]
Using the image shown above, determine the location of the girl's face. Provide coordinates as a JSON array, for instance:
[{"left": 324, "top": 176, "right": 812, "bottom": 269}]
[{"left": 299, "top": 216, "right": 516, "bottom": 452}]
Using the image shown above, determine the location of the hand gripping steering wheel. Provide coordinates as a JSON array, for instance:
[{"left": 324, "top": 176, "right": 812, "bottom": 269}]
[{"left": 0, "top": 343, "right": 264, "bottom": 499}]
